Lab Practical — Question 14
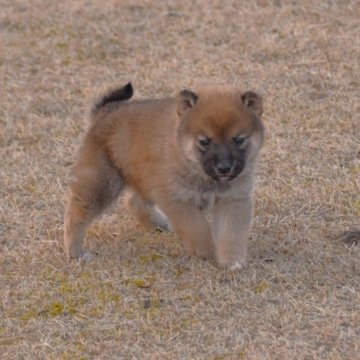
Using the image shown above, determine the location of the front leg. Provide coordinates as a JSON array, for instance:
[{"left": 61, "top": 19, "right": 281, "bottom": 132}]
[
  {"left": 159, "top": 201, "right": 215, "bottom": 260},
  {"left": 212, "top": 196, "right": 253, "bottom": 270}
]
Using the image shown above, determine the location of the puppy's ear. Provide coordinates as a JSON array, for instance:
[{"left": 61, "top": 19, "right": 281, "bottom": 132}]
[
  {"left": 177, "top": 90, "right": 198, "bottom": 117},
  {"left": 241, "top": 91, "right": 263, "bottom": 118}
]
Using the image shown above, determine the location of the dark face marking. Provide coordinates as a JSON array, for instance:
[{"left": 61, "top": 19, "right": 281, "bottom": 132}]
[{"left": 198, "top": 138, "right": 247, "bottom": 181}]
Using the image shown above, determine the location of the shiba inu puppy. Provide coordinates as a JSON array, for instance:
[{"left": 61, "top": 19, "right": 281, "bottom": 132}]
[{"left": 64, "top": 82, "right": 264, "bottom": 269}]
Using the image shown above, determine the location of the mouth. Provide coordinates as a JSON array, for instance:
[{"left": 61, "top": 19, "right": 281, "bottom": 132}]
[
  {"left": 210, "top": 172, "right": 237, "bottom": 182},
  {"left": 218, "top": 174, "right": 237, "bottom": 182}
]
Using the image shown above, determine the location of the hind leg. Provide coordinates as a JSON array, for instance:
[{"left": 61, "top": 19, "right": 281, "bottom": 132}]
[
  {"left": 64, "top": 146, "right": 124, "bottom": 258},
  {"left": 125, "top": 190, "right": 171, "bottom": 231}
]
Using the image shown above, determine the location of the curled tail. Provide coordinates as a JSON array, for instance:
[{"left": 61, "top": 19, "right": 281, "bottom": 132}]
[{"left": 92, "top": 82, "right": 133, "bottom": 115}]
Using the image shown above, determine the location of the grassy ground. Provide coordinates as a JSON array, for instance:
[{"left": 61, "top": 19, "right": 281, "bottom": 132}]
[{"left": 1, "top": 0, "right": 359, "bottom": 359}]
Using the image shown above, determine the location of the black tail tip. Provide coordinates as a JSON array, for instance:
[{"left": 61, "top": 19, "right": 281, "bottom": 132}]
[
  {"left": 93, "top": 82, "right": 134, "bottom": 113},
  {"left": 122, "top": 82, "right": 133, "bottom": 99}
]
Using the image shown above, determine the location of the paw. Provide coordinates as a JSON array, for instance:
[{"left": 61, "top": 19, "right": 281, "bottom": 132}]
[
  {"left": 152, "top": 207, "right": 172, "bottom": 232},
  {"left": 183, "top": 243, "right": 214, "bottom": 260},
  {"left": 79, "top": 251, "right": 94, "bottom": 261},
  {"left": 218, "top": 259, "right": 247, "bottom": 271},
  {"left": 195, "top": 248, "right": 215, "bottom": 260},
  {"left": 66, "top": 246, "right": 93, "bottom": 261},
  {"left": 154, "top": 220, "right": 172, "bottom": 233},
  {"left": 194, "top": 244, "right": 216, "bottom": 260},
  {"left": 228, "top": 260, "right": 247, "bottom": 271}
]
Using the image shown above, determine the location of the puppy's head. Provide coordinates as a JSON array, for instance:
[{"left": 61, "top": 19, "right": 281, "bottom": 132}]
[{"left": 176, "top": 85, "right": 264, "bottom": 181}]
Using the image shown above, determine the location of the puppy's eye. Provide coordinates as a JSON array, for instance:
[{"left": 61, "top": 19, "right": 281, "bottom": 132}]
[
  {"left": 233, "top": 136, "right": 245, "bottom": 146},
  {"left": 199, "top": 137, "right": 211, "bottom": 147}
]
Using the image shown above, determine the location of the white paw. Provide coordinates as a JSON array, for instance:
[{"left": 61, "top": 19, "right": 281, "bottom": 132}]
[
  {"left": 153, "top": 206, "right": 172, "bottom": 232},
  {"left": 79, "top": 251, "right": 94, "bottom": 262},
  {"left": 218, "top": 259, "right": 247, "bottom": 271},
  {"left": 228, "top": 260, "right": 247, "bottom": 271}
]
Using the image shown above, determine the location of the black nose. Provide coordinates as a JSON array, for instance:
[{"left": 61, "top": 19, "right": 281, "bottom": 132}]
[{"left": 216, "top": 163, "right": 232, "bottom": 175}]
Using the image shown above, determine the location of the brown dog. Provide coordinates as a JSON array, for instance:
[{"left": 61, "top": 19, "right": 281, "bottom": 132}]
[{"left": 64, "top": 83, "right": 264, "bottom": 269}]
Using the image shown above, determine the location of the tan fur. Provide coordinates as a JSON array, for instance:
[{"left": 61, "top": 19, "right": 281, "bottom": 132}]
[{"left": 64, "top": 84, "right": 264, "bottom": 269}]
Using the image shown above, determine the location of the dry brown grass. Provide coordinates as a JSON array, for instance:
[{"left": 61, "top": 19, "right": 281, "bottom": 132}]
[{"left": 1, "top": 0, "right": 359, "bottom": 359}]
